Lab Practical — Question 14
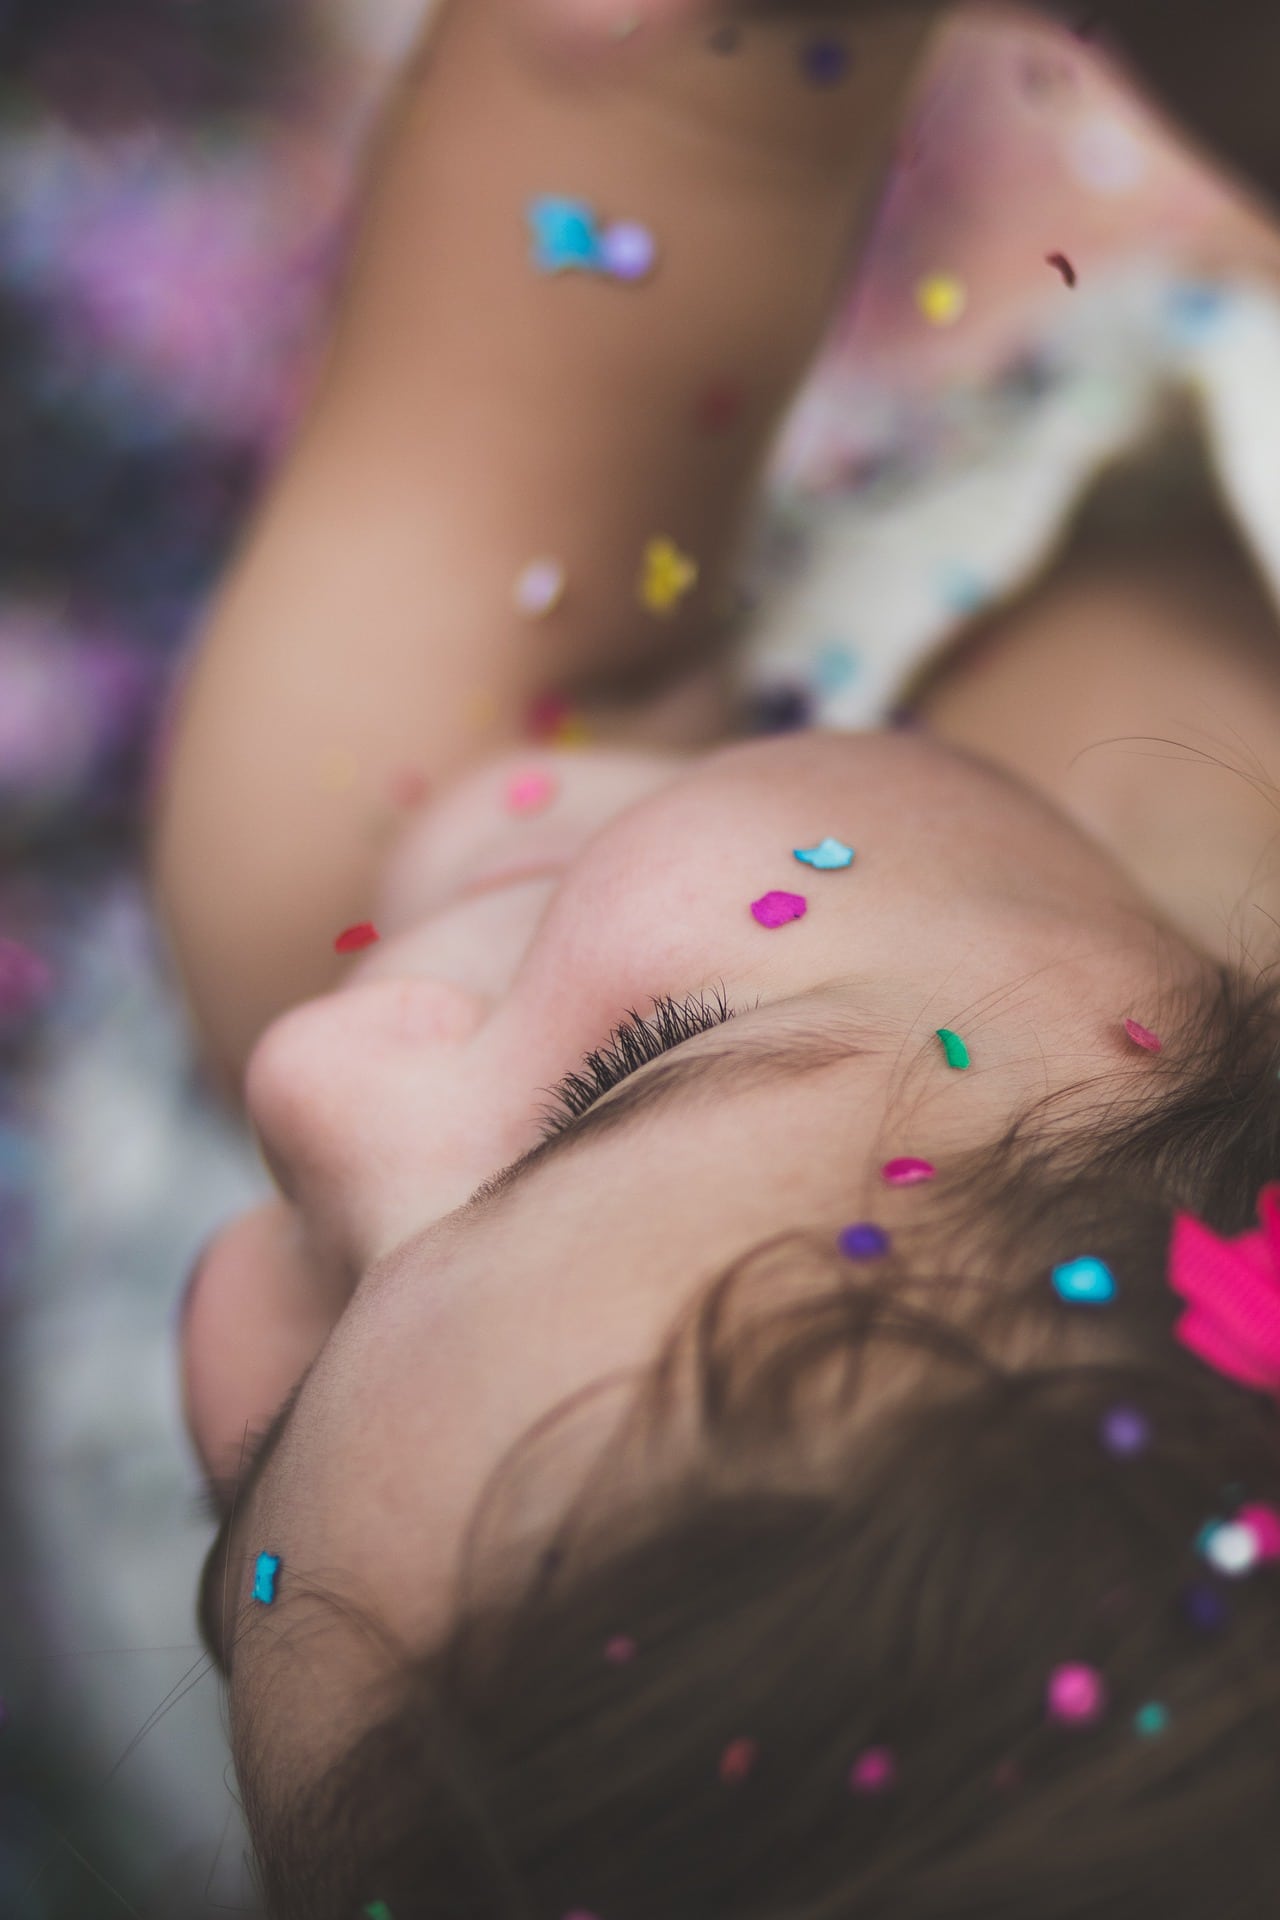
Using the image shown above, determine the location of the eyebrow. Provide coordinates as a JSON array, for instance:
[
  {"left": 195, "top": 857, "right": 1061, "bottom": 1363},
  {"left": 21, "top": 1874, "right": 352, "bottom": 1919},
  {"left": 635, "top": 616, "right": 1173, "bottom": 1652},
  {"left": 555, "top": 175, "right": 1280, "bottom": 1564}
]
[{"left": 195, "top": 1016, "right": 864, "bottom": 1676}]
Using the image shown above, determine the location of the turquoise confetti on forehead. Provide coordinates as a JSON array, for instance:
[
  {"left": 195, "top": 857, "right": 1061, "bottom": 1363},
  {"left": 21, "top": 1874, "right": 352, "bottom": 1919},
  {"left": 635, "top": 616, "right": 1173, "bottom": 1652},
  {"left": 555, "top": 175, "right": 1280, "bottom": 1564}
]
[
  {"left": 793, "top": 836, "right": 854, "bottom": 870},
  {"left": 528, "top": 197, "right": 604, "bottom": 273},
  {"left": 1051, "top": 1256, "right": 1117, "bottom": 1304},
  {"left": 253, "top": 1552, "right": 281, "bottom": 1606}
]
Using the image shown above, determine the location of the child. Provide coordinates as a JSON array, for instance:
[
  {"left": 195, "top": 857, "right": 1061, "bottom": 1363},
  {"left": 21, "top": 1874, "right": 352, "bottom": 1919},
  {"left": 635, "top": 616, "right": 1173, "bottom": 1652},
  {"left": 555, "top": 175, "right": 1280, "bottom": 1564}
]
[{"left": 152, "top": 0, "right": 1280, "bottom": 1912}]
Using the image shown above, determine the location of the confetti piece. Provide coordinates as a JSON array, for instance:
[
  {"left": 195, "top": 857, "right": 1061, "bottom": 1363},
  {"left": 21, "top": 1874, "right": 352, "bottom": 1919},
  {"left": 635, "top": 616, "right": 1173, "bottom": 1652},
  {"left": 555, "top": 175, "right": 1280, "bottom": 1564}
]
[
  {"left": 848, "top": 1747, "right": 896, "bottom": 1794},
  {"left": 1046, "top": 250, "right": 1077, "bottom": 288},
  {"left": 881, "top": 1157, "right": 935, "bottom": 1186},
  {"left": 838, "top": 1222, "right": 890, "bottom": 1260},
  {"left": 528, "top": 196, "right": 604, "bottom": 273},
  {"left": 1240, "top": 1503, "right": 1280, "bottom": 1562},
  {"left": 693, "top": 377, "right": 745, "bottom": 434},
  {"left": 0, "top": 937, "right": 54, "bottom": 1018},
  {"left": 389, "top": 767, "right": 429, "bottom": 810},
  {"left": 526, "top": 690, "right": 573, "bottom": 739},
  {"left": 600, "top": 221, "right": 657, "bottom": 281},
  {"left": 1051, "top": 1255, "right": 1116, "bottom": 1304},
  {"left": 1134, "top": 1702, "right": 1169, "bottom": 1738},
  {"left": 604, "top": 1634, "right": 638, "bottom": 1663},
  {"left": 794, "top": 836, "right": 854, "bottom": 871},
  {"left": 1182, "top": 1582, "right": 1230, "bottom": 1632},
  {"left": 253, "top": 1552, "right": 281, "bottom": 1605},
  {"left": 505, "top": 769, "right": 558, "bottom": 815},
  {"left": 916, "top": 273, "right": 967, "bottom": 327},
  {"left": 514, "top": 557, "right": 566, "bottom": 617},
  {"left": 335, "top": 922, "right": 380, "bottom": 955},
  {"left": 813, "top": 642, "right": 859, "bottom": 692},
  {"left": 801, "top": 37, "right": 850, "bottom": 85},
  {"left": 719, "top": 1736, "right": 759, "bottom": 1783},
  {"left": 1200, "top": 1521, "right": 1259, "bottom": 1578},
  {"left": 750, "top": 889, "right": 807, "bottom": 929},
  {"left": 936, "top": 1027, "right": 970, "bottom": 1070},
  {"left": 639, "top": 536, "right": 698, "bottom": 614},
  {"left": 1068, "top": 118, "right": 1145, "bottom": 195},
  {"left": 554, "top": 712, "right": 592, "bottom": 748},
  {"left": 1123, "top": 1017, "right": 1162, "bottom": 1054},
  {"left": 1101, "top": 1406, "right": 1150, "bottom": 1457},
  {"left": 1046, "top": 1662, "right": 1106, "bottom": 1725},
  {"left": 363, "top": 1904, "right": 394, "bottom": 1920}
]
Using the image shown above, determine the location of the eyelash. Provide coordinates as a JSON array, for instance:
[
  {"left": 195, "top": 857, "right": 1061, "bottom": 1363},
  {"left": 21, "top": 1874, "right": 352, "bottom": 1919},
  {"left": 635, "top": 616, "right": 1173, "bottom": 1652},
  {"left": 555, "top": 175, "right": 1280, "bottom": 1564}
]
[
  {"left": 189, "top": 1422, "right": 274, "bottom": 1527},
  {"left": 537, "top": 985, "right": 737, "bottom": 1139}
]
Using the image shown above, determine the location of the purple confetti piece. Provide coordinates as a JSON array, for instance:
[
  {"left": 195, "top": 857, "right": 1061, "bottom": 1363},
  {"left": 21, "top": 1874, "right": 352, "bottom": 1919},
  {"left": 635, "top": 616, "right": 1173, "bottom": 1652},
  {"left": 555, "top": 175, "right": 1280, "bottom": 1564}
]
[{"left": 750, "top": 890, "right": 807, "bottom": 929}]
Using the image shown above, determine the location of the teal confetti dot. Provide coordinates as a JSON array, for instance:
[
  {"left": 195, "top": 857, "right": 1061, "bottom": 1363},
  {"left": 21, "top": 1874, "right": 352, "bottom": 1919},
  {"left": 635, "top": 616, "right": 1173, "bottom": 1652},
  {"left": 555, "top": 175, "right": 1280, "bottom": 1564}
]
[
  {"left": 938, "top": 564, "right": 990, "bottom": 617},
  {"left": 1134, "top": 1702, "right": 1169, "bottom": 1738},
  {"left": 1051, "top": 1256, "right": 1116, "bottom": 1304},
  {"left": 793, "top": 836, "right": 854, "bottom": 870},
  {"left": 363, "top": 1905, "right": 394, "bottom": 1920},
  {"left": 528, "top": 197, "right": 604, "bottom": 273},
  {"left": 253, "top": 1552, "right": 282, "bottom": 1605},
  {"left": 813, "top": 641, "right": 860, "bottom": 692},
  {"left": 936, "top": 1027, "right": 970, "bottom": 1070}
]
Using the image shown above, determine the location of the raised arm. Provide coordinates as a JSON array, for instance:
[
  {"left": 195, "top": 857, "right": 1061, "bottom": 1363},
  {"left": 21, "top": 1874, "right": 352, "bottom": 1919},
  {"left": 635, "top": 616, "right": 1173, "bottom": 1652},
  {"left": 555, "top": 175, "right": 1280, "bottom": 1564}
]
[{"left": 148, "top": 0, "right": 936, "bottom": 1098}]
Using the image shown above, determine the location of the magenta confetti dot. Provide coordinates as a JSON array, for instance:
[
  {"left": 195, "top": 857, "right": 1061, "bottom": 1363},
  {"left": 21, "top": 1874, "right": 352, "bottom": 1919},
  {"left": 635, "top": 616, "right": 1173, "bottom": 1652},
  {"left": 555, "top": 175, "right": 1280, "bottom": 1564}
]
[
  {"left": 1240, "top": 1503, "right": 1280, "bottom": 1562},
  {"left": 848, "top": 1746, "right": 896, "bottom": 1794},
  {"left": 719, "top": 1736, "right": 759, "bottom": 1783},
  {"left": 1047, "top": 1662, "right": 1107, "bottom": 1726},
  {"left": 880, "top": 1156, "right": 935, "bottom": 1186},
  {"left": 1123, "top": 1017, "right": 1162, "bottom": 1053},
  {"left": 604, "top": 1634, "right": 637, "bottom": 1664},
  {"left": 600, "top": 221, "right": 657, "bottom": 281},
  {"left": 505, "top": 769, "right": 558, "bottom": 815},
  {"left": 750, "top": 890, "right": 807, "bottom": 929}
]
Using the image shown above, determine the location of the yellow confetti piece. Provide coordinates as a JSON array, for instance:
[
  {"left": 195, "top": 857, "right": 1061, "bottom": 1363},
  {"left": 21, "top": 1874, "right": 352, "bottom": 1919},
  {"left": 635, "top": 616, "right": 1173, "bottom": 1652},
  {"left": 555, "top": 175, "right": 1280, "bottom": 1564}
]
[
  {"left": 639, "top": 536, "right": 698, "bottom": 615},
  {"left": 553, "top": 714, "right": 592, "bottom": 748},
  {"left": 319, "top": 748, "right": 357, "bottom": 794},
  {"left": 915, "top": 273, "right": 967, "bottom": 327}
]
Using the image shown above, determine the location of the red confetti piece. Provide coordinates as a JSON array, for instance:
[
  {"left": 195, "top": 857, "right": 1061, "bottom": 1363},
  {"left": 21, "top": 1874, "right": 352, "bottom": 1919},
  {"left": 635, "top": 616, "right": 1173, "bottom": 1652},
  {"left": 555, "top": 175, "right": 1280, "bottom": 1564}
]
[
  {"left": 1046, "top": 251, "right": 1077, "bottom": 288},
  {"left": 848, "top": 1747, "right": 896, "bottom": 1794},
  {"left": 389, "top": 767, "right": 430, "bottom": 810},
  {"left": 719, "top": 1736, "right": 759, "bottom": 1783},
  {"left": 604, "top": 1634, "right": 637, "bottom": 1664},
  {"left": 1123, "top": 1017, "right": 1162, "bottom": 1053},
  {"left": 334, "top": 922, "right": 380, "bottom": 955},
  {"left": 693, "top": 379, "right": 744, "bottom": 435},
  {"left": 526, "top": 690, "right": 573, "bottom": 740}
]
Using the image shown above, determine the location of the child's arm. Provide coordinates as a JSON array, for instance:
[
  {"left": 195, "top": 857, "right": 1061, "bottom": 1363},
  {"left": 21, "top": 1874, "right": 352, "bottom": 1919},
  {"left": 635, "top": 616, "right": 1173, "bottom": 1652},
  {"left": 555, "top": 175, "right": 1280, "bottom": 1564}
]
[{"left": 148, "top": 0, "right": 937, "bottom": 1098}]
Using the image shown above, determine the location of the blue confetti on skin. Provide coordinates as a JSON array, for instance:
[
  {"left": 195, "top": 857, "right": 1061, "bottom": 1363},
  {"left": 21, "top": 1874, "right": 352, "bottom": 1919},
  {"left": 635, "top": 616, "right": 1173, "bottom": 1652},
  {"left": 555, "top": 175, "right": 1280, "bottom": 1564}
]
[
  {"left": 528, "top": 197, "right": 604, "bottom": 273},
  {"left": 794, "top": 836, "right": 855, "bottom": 870},
  {"left": 838, "top": 1222, "right": 889, "bottom": 1259},
  {"left": 938, "top": 564, "right": 991, "bottom": 617},
  {"left": 1051, "top": 1255, "right": 1116, "bottom": 1304},
  {"left": 253, "top": 1552, "right": 282, "bottom": 1605},
  {"left": 801, "top": 38, "right": 850, "bottom": 85}
]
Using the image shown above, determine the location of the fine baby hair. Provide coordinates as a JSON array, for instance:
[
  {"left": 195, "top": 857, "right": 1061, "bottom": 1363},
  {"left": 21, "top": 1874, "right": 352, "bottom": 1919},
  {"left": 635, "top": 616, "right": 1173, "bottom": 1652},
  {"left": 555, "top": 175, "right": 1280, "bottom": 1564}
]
[{"left": 239, "top": 964, "right": 1280, "bottom": 1919}]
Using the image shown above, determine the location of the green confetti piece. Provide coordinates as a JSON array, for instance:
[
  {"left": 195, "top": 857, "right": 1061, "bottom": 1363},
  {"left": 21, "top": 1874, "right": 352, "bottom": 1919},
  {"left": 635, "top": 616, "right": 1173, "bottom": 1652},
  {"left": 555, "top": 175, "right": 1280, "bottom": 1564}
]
[
  {"left": 936, "top": 1027, "right": 970, "bottom": 1070},
  {"left": 363, "top": 1904, "right": 394, "bottom": 1920}
]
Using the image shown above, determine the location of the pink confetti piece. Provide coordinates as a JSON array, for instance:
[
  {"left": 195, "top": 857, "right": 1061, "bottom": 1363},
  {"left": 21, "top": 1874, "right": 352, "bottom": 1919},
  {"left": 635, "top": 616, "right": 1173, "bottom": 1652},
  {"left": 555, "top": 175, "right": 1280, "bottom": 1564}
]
[
  {"left": 505, "top": 769, "right": 558, "bottom": 816},
  {"left": 881, "top": 1156, "right": 935, "bottom": 1186},
  {"left": 0, "top": 937, "right": 55, "bottom": 1017},
  {"left": 334, "top": 922, "right": 380, "bottom": 955},
  {"left": 1046, "top": 1662, "right": 1107, "bottom": 1726},
  {"left": 1123, "top": 1017, "right": 1162, "bottom": 1053},
  {"left": 719, "top": 1736, "right": 759, "bottom": 1783},
  {"left": 514, "top": 557, "right": 566, "bottom": 617},
  {"left": 848, "top": 1747, "right": 896, "bottom": 1794},
  {"left": 750, "top": 890, "right": 807, "bottom": 929},
  {"left": 389, "top": 767, "right": 429, "bottom": 810},
  {"left": 604, "top": 1634, "right": 637, "bottom": 1664},
  {"left": 1240, "top": 1503, "right": 1280, "bottom": 1562}
]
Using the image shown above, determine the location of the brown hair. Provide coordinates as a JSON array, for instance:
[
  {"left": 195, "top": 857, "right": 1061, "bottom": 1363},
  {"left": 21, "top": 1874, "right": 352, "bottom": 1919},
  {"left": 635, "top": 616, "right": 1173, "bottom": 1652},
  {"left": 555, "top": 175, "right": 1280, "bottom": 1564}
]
[{"left": 239, "top": 961, "right": 1280, "bottom": 1919}]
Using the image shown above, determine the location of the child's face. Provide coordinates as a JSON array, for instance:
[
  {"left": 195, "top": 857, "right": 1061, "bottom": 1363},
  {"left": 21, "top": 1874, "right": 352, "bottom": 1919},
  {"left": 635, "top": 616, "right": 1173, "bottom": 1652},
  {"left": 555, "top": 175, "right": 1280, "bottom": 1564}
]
[{"left": 181, "top": 731, "right": 1196, "bottom": 1774}]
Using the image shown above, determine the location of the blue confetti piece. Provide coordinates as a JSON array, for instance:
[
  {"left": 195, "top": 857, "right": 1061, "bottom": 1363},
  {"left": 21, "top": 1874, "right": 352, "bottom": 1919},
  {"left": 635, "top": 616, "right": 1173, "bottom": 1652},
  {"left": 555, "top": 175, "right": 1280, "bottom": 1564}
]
[
  {"left": 253, "top": 1552, "right": 282, "bottom": 1605},
  {"left": 1051, "top": 1255, "right": 1116, "bottom": 1304},
  {"left": 1165, "top": 283, "right": 1230, "bottom": 343},
  {"left": 794, "top": 836, "right": 855, "bottom": 870},
  {"left": 528, "top": 197, "right": 604, "bottom": 274},
  {"left": 838, "top": 1222, "right": 889, "bottom": 1259},
  {"left": 1134, "top": 1701, "right": 1169, "bottom": 1738},
  {"left": 938, "top": 563, "right": 991, "bottom": 617},
  {"left": 813, "top": 641, "right": 860, "bottom": 693},
  {"left": 801, "top": 37, "right": 850, "bottom": 85}
]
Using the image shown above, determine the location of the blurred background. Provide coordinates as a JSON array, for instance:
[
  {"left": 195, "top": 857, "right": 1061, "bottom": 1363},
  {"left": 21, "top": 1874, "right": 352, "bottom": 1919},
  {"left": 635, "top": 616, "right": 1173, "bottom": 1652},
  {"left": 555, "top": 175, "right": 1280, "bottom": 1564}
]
[{"left": 0, "top": 3, "right": 428, "bottom": 1912}]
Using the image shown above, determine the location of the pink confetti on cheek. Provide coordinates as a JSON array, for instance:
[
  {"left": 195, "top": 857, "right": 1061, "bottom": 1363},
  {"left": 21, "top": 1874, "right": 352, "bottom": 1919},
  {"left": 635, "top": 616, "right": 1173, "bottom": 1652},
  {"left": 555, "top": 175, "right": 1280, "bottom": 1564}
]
[
  {"left": 848, "top": 1747, "right": 896, "bottom": 1794},
  {"left": 750, "top": 890, "right": 807, "bottom": 929},
  {"left": 604, "top": 1634, "right": 638, "bottom": 1664},
  {"left": 1240, "top": 1503, "right": 1280, "bottom": 1562},
  {"left": 1123, "top": 1017, "right": 1162, "bottom": 1054},
  {"left": 1047, "top": 1662, "right": 1107, "bottom": 1726},
  {"left": 881, "top": 1156, "right": 935, "bottom": 1186},
  {"left": 505, "top": 769, "right": 559, "bottom": 816}
]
